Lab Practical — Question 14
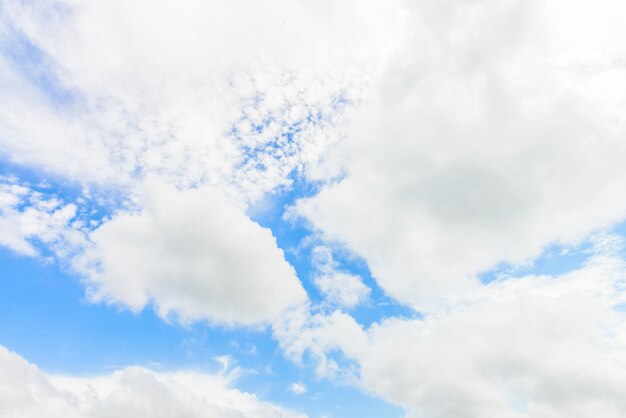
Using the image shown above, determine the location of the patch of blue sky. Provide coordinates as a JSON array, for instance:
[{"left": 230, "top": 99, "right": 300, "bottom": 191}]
[
  {"left": 0, "top": 164, "right": 402, "bottom": 417},
  {"left": 233, "top": 117, "right": 304, "bottom": 160},
  {"left": 261, "top": 379, "right": 403, "bottom": 418},
  {"left": 0, "top": 161, "right": 128, "bottom": 266},
  {"left": 332, "top": 256, "right": 421, "bottom": 327},
  {"left": 480, "top": 221, "right": 626, "bottom": 284},
  {"left": 249, "top": 173, "right": 418, "bottom": 327},
  {"left": 0, "top": 168, "right": 105, "bottom": 254},
  {"left": 0, "top": 159, "right": 69, "bottom": 192},
  {"left": 248, "top": 174, "right": 324, "bottom": 302},
  {"left": 0, "top": 244, "right": 402, "bottom": 418},
  {"left": 0, "top": 23, "right": 75, "bottom": 106},
  {"left": 0, "top": 83, "right": 416, "bottom": 416},
  {"left": 478, "top": 246, "right": 589, "bottom": 284},
  {"left": 230, "top": 89, "right": 347, "bottom": 174},
  {"left": 217, "top": 328, "right": 404, "bottom": 418},
  {"left": 0, "top": 245, "right": 302, "bottom": 400},
  {"left": 0, "top": 246, "right": 196, "bottom": 374},
  {"left": 0, "top": 159, "right": 124, "bottom": 220},
  {"left": 232, "top": 332, "right": 403, "bottom": 418}
]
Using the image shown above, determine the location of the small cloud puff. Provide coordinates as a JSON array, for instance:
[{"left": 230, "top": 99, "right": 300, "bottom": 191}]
[
  {"left": 311, "top": 246, "right": 370, "bottom": 309},
  {"left": 289, "top": 381, "right": 307, "bottom": 395}
]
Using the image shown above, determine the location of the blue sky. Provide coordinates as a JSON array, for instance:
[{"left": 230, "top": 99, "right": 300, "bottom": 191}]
[
  {"left": 0, "top": 171, "right": 404, "bottom": 418},
  {"left": 0, "top": 244, "right": 401, "bottom": 418},
  {"left": 2, "top": 1, "right": 626, "bottom": 418}
]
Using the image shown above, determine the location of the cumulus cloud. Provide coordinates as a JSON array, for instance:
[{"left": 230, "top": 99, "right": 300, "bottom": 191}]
[
  {"left": 75, "top": 178, "right": 307, "bottom": 326},
  {"left": 276, "top": 237, "right": 626, "bottom": 417},
  {"left": 0, "top": 176, "right": 307, "bottom": 328},
  {"left": 295, "top": 0, "right": 626, "bottom": 312},
  {"left": 359, "top": 247, "right": 626, "bottom": 418},
  {"left": 0, "top": 345, "right": 306, "bottom": 418}
]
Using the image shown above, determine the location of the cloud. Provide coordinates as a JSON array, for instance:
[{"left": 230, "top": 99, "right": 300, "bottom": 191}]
[
  {"left": 3, "top": 1, "right": 626, "bottom": 416},
  {"left": 294, "top": 0, "right": 626, "bottom": 312},
  {"left": 311, "top": 246, "right": 370, "bottom": 309},
  {"left": 359, "top": 248, "right": 626, "bottom": 418},
  {"left": 0, "top": 345, "right": 306, "bottom": 418},
  {"left": 289, "top": 381, "right": 307, "bottom": 395},
  {"left": 276, "top": 237, "right": 626, "bottom": 417},
  {"left": 75, "top": 178, "right": 307, "bottom": 326},
  {"left": 0, "top": 0, "right": 406, "bottom": 202},
  {"left": 314, "top": 272, "right": 370, "bottom": 310},
  {"left": 273, "top": 307, "right": 366, "bottom": 379},
  {"left": 0, "top": 177, "right": 83, "bottom": 256},
  {"left": 0, "top": 176, "right": 306, "bottom": 328}
]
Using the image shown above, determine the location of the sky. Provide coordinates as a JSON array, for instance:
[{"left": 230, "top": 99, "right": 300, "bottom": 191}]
[{"left": 1, "top": 1, "right": 626, "bottom": 417}]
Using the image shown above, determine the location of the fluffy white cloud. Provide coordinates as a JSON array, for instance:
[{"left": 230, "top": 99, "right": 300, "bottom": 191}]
[
  {"left": 277, "top": 237, "right": 626, "bottom": 418},
  {"left": 295, "top": 0, "right": 626, "bottom": 312},
  {"left": 0, "top": 345, "right": 306, "bottom": 418},
  {"left": 358, "top": 245, "right": 626, "bottom": 418},
  {"left": 75, "top": 178, "right": 307, "bottom": 326},
  {"left": 311, "top": 246, "right": 370, "bottom": 309},
  {"left": 3, "top": 1, "right": 626, "bottom": 416}
]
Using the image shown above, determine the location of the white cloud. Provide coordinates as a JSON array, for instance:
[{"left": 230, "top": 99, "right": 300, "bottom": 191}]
[
  {"left": 294, "top": 0, "right": 626, "bottom": 312},
  {"left": 358, "top": 250, "right": 626, "bottom": 418},
  {"left": 314, "top": 272, "right": 369, "bottom": 310},
  {"left": 0, "top": 177, "right": 83, "bottom": 256},
  {"left": 74, "top": 178, "right": 307, "bottom": 326},
  {"left": 289, "top": 381, "right": 307, "bottom": 395},
  {"left": 311, "top": 246, "right": 370, "bottom": 309},
  {"left": 0, "top": 0, "right": 406, "bottom": 202},
  {"left": 0, "top": 176, "right": 306, "bottom": 328},
  {"left": 3, "top": 2, "right": 626, "bottom": 417},
  {"left": 276, "top": 238, "right": 626, "bottom": 418},
  {"left": 0, "top": 345, "right": 306, "bottom": 418},
  {"left": 273, "top": 307, "right": 366, "bottom": 379}
]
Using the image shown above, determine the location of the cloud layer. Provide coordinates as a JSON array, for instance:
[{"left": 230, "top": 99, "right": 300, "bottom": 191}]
[
  {"left": 0, "top": 0, "right": 404, "bottom": 201},
  {"left": 2, "top": 0, "right": 626, "bottom": 417},
  {"left": 0, "top": 345, "right": 305, "bottom": 418},
  {"left": 295, "top": 0, "right": 626, "bottom": 311}
]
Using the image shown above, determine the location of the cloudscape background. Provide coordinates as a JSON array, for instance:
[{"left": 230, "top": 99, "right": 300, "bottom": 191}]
[{"left": 1, "top": 1, "right": 626, "bottom": 417}]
